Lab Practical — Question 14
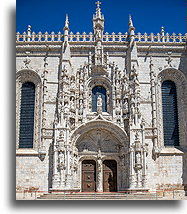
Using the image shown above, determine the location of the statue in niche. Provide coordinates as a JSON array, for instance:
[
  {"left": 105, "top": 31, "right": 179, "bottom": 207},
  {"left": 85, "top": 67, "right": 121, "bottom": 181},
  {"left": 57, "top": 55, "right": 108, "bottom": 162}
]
[
  {"left": 116, "top": 99, "right": 121, "bottom": 115},
  {"left": 82, "top": 144, "right": 89, "bottom": 152},
  {"left": 135, "top": 132, "right": 140, "bottom": 141},
  {"left": 135, "top": 152, "right": 142, "bottom": 171},
  {"left": 116, "top": 79, "right": 121, "bottom": 90},
  {"left": 132, "top": 66, "right": 139, "bottom": 86},
  {"left": 95, "top": 47, "right": 102, "bottom": 65},
  {"left": 97, "top": 95, "right": 102, "bottom": 107},
  {"left": 58, "top": 151, "right": 65, "bottom": 170},
  {"left": 95, "top": 29, "right": 102, "bottom": 40},
  {"left": 116, "top": 117, "right": 121, "bottom": 126},
  {"left": 62, "top": 65, "right": 68, "bottom": 78},
  {"left": 123, "top": 98, "right": 129, "bottom": 112},
  {"left": 79, "top": 99, "right": 83, "bottom": 115},
  {"left": 79, "top": 81, "right": 84, "bottom": 93},
  {"left": 130, "top": 96, "right": 135, "bottom": 115},
  {"left": 70, "top": 77, "right": 76, "bottom": 90},
  {"left": 135, "top": 152, "right": 141, "bottom": 165},
  {"left": 64, "top": 100, "right": 69, "bottom": 114},
  {"left": 70, "top": 97, "right": 75, "bottom": 110},
  {"left": 58, "top": 130, "right": 64, "bottom": 141},
  {"left": 69, "top": 118, "right": 75, "bottom": 129}
]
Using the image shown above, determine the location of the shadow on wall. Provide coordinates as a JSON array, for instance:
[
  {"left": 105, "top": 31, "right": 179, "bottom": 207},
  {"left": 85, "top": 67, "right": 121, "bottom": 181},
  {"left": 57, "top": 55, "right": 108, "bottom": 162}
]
[
  {"left": 179, "top": 53, "right": 187, "bottom": 196},
  {"left": 48, "top": 141, "right": 54, "bottom": 190},
  {"left": 179, "top": 53, "right": 187, "bottom": 77},
  {"left": 182, "top": 153, "right": 187, "bottom": 196}
]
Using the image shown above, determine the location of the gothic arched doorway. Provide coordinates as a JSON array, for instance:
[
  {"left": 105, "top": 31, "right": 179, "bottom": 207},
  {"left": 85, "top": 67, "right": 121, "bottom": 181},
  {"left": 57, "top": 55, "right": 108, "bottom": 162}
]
[
  {"left": 82, "top": 160, "right": 96, "bottom": 192},
  {"left": 103, "top": 160, "right": 117, "bottom": 192},
  {"left": 71, "top": 120, "right": 128, "bottom": 192}
]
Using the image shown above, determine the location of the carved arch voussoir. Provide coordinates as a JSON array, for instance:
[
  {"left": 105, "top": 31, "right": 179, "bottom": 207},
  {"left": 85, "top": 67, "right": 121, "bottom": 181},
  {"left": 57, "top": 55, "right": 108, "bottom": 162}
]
[
  {"left": 71, "top": 120, "right": 128, "bottom": 148},
  {"left": 16, "top": 69, "right": 42, "bottom": 85},
  {"left": 87, "top": 76, "right": 112, "bottom": 90}
]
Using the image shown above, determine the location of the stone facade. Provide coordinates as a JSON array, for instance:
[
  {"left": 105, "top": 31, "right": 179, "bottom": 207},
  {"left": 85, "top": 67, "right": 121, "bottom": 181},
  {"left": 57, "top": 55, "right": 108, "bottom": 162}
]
[{"left": 16, "top": 2, "right": 187, "bottom": 195}]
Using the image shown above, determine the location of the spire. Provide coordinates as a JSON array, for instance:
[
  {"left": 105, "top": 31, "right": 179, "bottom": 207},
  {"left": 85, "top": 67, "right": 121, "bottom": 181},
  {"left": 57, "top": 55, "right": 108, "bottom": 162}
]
[
  {"left": 128, "top": 15, "right": 135, "bottom": 46},
  {"left": 128, "top": 15, "right": 135, "bottom": 33},
  {"left": 93, "top": 1, "right": 104, "bottom": 39},
  {"left": 64, "top": 14, "right": 69, "bottom": 31},
  {"left": 63, "top": 14, "right": 69, "bottom": 43},
  {"left": 95, "top": 1, "right": 102, "bottom": 19}
]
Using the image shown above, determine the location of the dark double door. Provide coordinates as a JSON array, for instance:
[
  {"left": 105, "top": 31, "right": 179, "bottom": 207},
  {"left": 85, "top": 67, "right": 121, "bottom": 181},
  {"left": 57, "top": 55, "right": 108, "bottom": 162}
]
[{"left": 82, "top": 159, "right": 117, "bottom": 192}]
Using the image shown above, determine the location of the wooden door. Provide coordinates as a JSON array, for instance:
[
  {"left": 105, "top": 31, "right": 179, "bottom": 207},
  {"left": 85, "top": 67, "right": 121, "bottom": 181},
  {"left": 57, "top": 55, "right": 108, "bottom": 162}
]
[
  {"left": 103, "top": 160, "right": 117, "bottom": 192},
  {"left": 82, "top": 160, "right": 96, "bottom": 192}
]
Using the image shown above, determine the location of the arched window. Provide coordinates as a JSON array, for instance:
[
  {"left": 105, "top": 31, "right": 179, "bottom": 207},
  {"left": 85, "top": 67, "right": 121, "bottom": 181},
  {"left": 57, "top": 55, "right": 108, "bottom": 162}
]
[
  {"left": 92, "top": 86, "right": 107, "bottom": 112},
  {"left": 19, "top": 82, "right": 35, "bottom": 148},
  {"left": 161, "top": 80, "right": 179, "bottom": 146}
]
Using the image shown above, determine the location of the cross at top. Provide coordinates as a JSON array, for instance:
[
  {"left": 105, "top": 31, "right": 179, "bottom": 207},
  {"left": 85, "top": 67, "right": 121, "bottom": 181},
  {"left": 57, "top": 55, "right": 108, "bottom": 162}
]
[{"left": 96, "top": 1, "right": 101, "bottom": 8}]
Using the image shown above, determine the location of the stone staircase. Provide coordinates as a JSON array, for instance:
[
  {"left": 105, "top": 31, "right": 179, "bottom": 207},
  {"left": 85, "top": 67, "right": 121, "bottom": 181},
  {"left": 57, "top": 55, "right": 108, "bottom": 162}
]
[{"left": 37, "top": 192, "right": 160, "bottom": 200}]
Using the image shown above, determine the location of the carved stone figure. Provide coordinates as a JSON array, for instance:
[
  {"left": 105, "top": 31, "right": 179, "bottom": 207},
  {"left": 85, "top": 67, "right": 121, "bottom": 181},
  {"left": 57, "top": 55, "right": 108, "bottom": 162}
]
[{"left": 97, "top": 95, "right": 102, "bottom": 114}]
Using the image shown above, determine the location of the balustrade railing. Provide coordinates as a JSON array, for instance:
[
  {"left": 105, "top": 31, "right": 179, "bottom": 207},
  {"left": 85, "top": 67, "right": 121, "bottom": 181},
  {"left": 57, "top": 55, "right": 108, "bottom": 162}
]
[{"left": 16, "top": 31, "right": 187, "bottom": 43}]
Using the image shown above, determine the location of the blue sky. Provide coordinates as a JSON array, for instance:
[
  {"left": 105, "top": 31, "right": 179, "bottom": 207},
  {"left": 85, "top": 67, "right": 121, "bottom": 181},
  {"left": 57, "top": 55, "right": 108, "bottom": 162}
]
[{"left": 16, "top": 0, "right": 186, "bottom": 35}]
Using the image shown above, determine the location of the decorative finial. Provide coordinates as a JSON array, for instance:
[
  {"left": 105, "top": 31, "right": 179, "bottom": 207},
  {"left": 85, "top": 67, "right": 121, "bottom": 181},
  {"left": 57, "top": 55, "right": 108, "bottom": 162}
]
[
  {"left": 128, "top": 15, "right": 135, "bottom": 31},
  {"left": 128, "top": 15, "right": 135, "bottom": 45},
  {"left": 96, "top": 1, "right": 101, "bottom": 8},
  {"left": 64, "top": 14, "right": 69, "bottom": 31},
  {"left": 95, "top": 1, "right": 102, "bottom": 18},
  {"left": 27, "top": 25, "right": 32, "bottom": 41},
  {"left": 63, "top": 14, "right": 69, "bottom": 43},
  {"left": 128, "top": 15, "right": 133, "bottom": 27},
  {"left": 161, "top": 26, "right": 165, "bottom": 42},
  {"left": 27, "top": 25, "right": 31, "bottom": 32}
]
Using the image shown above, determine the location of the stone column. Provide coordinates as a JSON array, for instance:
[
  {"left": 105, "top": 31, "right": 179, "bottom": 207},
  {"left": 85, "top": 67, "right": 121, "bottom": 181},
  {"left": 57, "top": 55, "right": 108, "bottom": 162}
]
[
  {"left": 142, "top": 148, "right": 147, "bottom": 187},
  {"left": 52, "top": 126, "right": 60, "bottom": 189},
  {"left": 65, "top": 147, "right": 71, "bottom": 188},
  {"left": 129, "top": 147, "right": 135, "bottom": 188},
  {"left": 97, "top": 158, "right": 103, "bottom": 192},
  {"left": 119, "top": 155, "right": 126, "bottom": 190},
  {"left": 150, "top": 57, "right": 158, "bottom": 152}
]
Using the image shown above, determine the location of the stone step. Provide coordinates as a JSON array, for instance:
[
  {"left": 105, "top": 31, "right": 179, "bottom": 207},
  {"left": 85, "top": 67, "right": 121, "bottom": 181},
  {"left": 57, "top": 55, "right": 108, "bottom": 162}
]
[{"left": 37, "top": 192, "right": 159, "bottom": 200}]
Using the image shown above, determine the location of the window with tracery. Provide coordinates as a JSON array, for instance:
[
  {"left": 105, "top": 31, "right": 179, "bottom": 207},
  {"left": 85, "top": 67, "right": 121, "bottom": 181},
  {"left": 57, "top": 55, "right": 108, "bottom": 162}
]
[{"left": 161, "top": 80, "right": 179, "bottom": 146}]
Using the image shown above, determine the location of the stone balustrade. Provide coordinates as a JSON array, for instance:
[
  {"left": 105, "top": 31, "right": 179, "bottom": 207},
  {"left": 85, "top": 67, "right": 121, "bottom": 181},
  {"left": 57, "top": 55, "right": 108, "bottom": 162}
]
[{"left": 16, "top": 31, "right": 187, "bottom": 43}]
